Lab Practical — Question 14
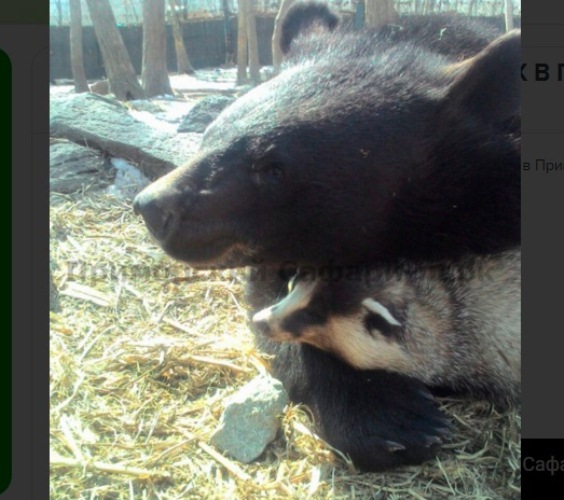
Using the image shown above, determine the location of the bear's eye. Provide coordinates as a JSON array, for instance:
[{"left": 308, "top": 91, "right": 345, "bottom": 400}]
[
  {"left": 249, "top": 161, "right": 284, "bottom": 183},
  {"left": 269, "top": 164, "right": 283, "bottom": 177}
]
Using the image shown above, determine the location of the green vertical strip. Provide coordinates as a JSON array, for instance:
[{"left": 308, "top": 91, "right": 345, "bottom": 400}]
[{"left": 0, "top": 48, "right": 12, "bottom": 494}]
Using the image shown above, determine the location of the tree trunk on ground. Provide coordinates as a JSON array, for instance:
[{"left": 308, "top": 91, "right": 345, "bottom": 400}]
[
  {"left": 246, "top": 0, "right": 261, "bottom": 85},
  {"left": 168, "top": 0, "right": 194, "bottom": 74},
  {"left": 272, "top": 0, "right": 296, "bottom": 75},
  {"left": 236, "top": 0, "right": 249, "bottom": 85},
  {"left": 142, "top": 0, "right": 173, "bottom": 97},
  {"left": 365, "top": 0, "right": 399, "bottom": 27},
  {"left": 69, "top": 0, "right": 89, "bottom": 93},
  {"left": 85, "top": 0, "right": 145, "bottom": 101},
  {"left": 504, "top": 0, "right": 514, "bottom": 32}
]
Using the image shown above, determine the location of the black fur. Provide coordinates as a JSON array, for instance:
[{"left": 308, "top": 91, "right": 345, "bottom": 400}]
[
  {"left": 364, "top": 15, "right": 503, "bottom": 60},
  {"left": 274, "top": 344, "right": 450, "bottom": 470},
  {"left": 134, "top": 2, "right": 521, "bottom": 471}
]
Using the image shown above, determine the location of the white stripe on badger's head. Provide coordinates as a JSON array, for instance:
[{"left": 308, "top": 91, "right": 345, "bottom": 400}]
[
  {"left": 361, "top": 298, "right": 401, "bottom": 326},
  {"left": 252, "top": 278, "right": 319, "bottom": 341}
]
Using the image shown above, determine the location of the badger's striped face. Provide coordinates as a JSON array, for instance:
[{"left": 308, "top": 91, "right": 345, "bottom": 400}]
[
  {"left": 252, "top": 277, "right": 326, "bottom": 343},
  {"left": 252, "top": 276, "right": 413, "bottom": 372}
]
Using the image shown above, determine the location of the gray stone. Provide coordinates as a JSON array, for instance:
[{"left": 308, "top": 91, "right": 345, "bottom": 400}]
[
  {"left": 177, "top": 95, "right": 235, "bottom": 133},
  {"left": 50, "top": 93, "right": 201, "bottom": 179},
  {"left": 210, "top": 375, "right": 289, "bottom": 463},
  {"left": 50, "top": 140, "right": 113, "bottom": 194}
]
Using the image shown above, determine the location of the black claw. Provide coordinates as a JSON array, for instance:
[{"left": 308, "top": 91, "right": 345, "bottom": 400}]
[
  {"left": 418, "top": 389, "right": 437, "bottom": 402},
  {"left": 423, "top": 435, "right": 443, "bottom": 447},
  {"left": 437, "top": 425, "right": 454, "bottom": 437}
]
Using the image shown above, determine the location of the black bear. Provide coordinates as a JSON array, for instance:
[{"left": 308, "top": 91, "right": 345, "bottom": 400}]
[{"left": 134, "top": 2, "right": 520, "bottom": 471}]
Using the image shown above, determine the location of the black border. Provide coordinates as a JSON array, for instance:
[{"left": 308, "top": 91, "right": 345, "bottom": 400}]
[
  {"left": 521, "top": 11, "right": 564, "bottom": 445},
  {"left": 522, "top": 439, "right": 564, "bottom": 495},
  {"left": 0, "top": 48, "right": 12, "bottom": 495},
  {"left": 1, "top": 1, "right": 50, "bottom": 498}
]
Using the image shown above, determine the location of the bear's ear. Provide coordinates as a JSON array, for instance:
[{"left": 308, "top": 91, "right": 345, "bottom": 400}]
[
  {"left": 443, "top": 29, "right": 520, "bottom": 124},
  {"left": 281, "top": 1, "right": 340, "bottom": 55}
]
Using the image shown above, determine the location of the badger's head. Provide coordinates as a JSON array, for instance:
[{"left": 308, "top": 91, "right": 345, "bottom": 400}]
[{"left": 252, "top": 273, "right": 413, "bottom": 372}]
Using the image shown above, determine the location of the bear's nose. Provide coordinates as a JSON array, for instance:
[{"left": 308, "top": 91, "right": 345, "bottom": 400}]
[{"left": 133, "top": 190, "right": 176, "bottom": 242}]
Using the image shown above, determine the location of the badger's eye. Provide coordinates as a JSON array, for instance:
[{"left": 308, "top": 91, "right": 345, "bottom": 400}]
[{"left": 363, "top": 312, "right": 399, "bottom": 337}]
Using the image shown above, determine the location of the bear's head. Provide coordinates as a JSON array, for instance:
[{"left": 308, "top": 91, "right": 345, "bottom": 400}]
[{"left": 134, "top": 6, "right": 520, "bottom": 269}]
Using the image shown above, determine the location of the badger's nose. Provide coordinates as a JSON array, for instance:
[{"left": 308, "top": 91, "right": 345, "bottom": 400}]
[
  {"left": 133, "top": 189, "right": 176, "bottom": 242},
  {"left": 252, "top": 307, "right": 276, "bottom": 336}
]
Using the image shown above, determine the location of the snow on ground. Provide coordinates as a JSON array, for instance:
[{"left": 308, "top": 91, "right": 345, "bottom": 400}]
[{"left": 50, "top": 67, "right": 273, "bottom": 133}]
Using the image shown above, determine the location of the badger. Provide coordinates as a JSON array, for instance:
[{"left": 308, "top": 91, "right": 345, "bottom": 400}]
[{"left": 252, "top": 249, "right": 521, "bottom": 407}]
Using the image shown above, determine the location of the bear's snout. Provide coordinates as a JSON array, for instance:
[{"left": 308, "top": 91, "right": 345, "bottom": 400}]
[{"left": 134, "top": 188, "right": 178, "bottom": 242}]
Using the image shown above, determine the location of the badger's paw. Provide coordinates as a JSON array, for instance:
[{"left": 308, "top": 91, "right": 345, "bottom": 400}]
[{"left": 283, "top": 346, "right": 451, "bottom": 471}]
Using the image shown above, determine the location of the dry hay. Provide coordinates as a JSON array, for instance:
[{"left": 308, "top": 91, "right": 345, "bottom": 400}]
[{"left": 50, "top": 190, "right": 520, "bottom": 499}]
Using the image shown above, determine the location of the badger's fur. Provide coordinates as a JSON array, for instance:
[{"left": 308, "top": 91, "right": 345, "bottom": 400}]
[{"left": 253, "top": 249, "right": 521, "bottom": 407}]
